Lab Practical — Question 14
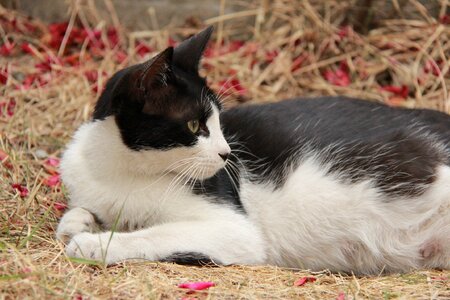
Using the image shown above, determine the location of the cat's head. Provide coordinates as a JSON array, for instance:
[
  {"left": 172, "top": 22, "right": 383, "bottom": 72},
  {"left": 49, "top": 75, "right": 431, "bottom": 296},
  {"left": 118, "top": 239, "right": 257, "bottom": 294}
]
[{"left": 93, "top": 26, "right": 230, "bottom": 179}]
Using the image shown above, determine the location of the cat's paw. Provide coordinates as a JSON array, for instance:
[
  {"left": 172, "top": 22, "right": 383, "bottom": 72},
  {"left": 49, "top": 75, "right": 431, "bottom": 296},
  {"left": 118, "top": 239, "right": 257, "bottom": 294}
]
[
  {"left": 56, "top": 207, "right": 100, "bottom": 243},
  {"left": 66, "top": 232, "right": 122, "bottom": 264}
]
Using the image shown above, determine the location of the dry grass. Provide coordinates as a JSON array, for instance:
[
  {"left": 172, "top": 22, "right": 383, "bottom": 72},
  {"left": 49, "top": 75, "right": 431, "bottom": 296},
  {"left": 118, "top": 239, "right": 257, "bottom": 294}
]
[{"left": 1, "top": 0, "right": 449, "bottom": 299}]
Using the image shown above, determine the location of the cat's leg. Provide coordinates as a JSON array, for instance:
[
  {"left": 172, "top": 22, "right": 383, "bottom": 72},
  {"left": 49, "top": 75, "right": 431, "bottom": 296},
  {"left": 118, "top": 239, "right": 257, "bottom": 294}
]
[
  {"left": 65, "top": 219, "right": 266, "bottom": 265},
  {"left": 56, "top": 207, "right": 100, "bottom": 243}
]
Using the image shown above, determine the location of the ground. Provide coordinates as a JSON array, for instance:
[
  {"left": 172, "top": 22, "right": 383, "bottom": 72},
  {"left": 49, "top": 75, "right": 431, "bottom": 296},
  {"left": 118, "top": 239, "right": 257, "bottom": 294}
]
[{"left": 0, "top": 1, "right": 449, "bottom": 299}]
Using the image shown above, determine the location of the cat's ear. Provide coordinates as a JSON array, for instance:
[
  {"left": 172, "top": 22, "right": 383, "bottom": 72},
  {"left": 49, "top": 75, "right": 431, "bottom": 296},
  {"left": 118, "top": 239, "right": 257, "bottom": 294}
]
[
  {"left": 139, "top": 47, "right": 173, "bottom": 92},
  {"left": 173, "top": 26, "right": 213, "bottom": 73}
]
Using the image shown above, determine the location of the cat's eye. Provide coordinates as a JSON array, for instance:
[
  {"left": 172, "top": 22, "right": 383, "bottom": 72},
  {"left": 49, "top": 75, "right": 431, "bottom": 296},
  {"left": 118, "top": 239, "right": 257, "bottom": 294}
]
[{"left": 187, "top": 120, "right": 200, "bottom": 134}]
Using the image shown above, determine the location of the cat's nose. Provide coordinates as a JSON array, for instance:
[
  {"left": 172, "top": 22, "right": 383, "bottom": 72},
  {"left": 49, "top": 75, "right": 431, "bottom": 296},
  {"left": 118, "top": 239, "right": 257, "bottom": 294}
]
[{"left": 218, "top": 152, "right": 230, "bottom": 162}]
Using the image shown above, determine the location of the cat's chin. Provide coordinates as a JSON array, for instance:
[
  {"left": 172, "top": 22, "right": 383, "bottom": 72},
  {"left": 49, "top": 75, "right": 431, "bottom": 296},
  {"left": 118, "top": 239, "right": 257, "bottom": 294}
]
[{"left": 188, "top": 164, "right": 224, "bottom": 181}]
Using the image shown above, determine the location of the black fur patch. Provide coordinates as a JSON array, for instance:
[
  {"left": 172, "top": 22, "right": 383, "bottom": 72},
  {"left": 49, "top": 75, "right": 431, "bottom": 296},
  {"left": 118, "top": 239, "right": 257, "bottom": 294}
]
[
  {"left": 221, "top": 97, "right": 450, "bottom": 196},
  {"left": 92, "top": 29, "right": 219, "bottom": 151},
  {"left": 160, "top": 252, "right": 221, "bottom": 266}
]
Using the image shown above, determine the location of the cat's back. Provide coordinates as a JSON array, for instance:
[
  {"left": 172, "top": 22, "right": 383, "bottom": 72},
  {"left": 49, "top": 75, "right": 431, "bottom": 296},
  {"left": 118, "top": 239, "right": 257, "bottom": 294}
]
[{"left": 222, "top": 96, "right": 450, "bottom": 146}]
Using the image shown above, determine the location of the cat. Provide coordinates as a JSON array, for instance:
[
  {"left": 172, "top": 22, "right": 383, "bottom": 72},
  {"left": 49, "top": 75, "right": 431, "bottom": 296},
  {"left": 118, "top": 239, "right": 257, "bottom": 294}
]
[{"left": 56, "top": 26, "right": 450, "bottom": 275}]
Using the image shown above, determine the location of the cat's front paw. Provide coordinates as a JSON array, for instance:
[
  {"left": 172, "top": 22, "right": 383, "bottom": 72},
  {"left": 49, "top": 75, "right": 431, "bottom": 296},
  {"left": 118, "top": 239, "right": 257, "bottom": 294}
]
[
  {"left": 66, "top": 232, "right": 122, "bottom": 264},
  {"left": 56, "top": 207, "right": 100, "bottom": 243}
]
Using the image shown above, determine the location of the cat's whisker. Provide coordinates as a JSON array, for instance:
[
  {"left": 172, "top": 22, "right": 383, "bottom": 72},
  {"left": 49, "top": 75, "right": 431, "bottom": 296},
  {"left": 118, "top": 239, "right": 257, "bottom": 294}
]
[
  {"left": 139, "top": 158, "right": 199, "bottom": 192},
  {"left": 160, "top": 161, "right": 199, "bottom": 204}
]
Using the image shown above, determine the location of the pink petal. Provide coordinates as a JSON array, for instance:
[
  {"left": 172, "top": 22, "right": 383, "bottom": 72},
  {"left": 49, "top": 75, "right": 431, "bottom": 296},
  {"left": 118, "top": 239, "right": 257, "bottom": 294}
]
[
  {"left": 336, "top": 292, "right": 346, "bottom": 300},
  {"left": 178, "top": 281, "right": 215, "bottom": 290},
  {"left": 431, "top": 276, "right": 448, "bottom": 281},
  {"left": 54, "top": 202, "right": 68, "bottom": 212},
  {"left": 323, "top": 69, "right": 351, "bottom": 87},
  {"left": 44, "top": 174, "right": 60, "bottom": 187},
  {"left": 45, "top": 157, "right": 60, "bottom": 167},
  {"left": 294, "top": 276, "right": 317, "bottom": 286}
]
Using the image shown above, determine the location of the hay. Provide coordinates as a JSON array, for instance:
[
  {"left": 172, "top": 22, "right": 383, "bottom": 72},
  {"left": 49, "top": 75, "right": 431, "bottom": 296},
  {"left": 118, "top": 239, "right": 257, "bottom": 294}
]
[{"left": 0, "top": 0, "right": 449, "bottom": 298}]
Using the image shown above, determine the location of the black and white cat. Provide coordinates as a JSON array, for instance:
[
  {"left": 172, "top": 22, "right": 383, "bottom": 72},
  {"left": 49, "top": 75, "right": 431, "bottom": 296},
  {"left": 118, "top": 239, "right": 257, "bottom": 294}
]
[{"left": 56, "top": 26, "right": 450, "bottom": 275}]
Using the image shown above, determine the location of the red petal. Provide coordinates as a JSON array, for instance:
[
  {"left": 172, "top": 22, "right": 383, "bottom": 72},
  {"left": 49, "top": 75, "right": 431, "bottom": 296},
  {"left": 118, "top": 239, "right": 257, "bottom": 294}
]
[
  {"left": 380, "top": 85, "right": 409, "bottom": 99},
  {"left": 424, "top": 60, "right": 442, "bottom": 76},
  {"left": 0, "top": 67, "right": 8, "bottom": 85},
  {"left": 84, "top": 70, "right": 98, "bottom": 83},
  {"left": 336, "top": 292, "right": 346, "bottom": 300},
  {"left": 21, "top": 42, "right": 35, "bottom": 55},
  {"left": 291, "top": 54, "right": 308, "bottom": 72},
  {"left": 168, "top": 37, "right": 177, "bottom": 47},
  {"left": 228, "top": 40, "right": 244, "bottom": 52},
  {"left": 136, "top": 41, "right": 153, "bottom": 57},
  {"left": 265, "top": 50, "right": 279, "bottom": 63},
  {"left": 337, "top": 26, "right": 352, "bottom": 39},
  {"left": 0, "top": 43, "right": 15, "bottom": 56},
  {"left": 114, "top": 51, "right": 128, "bottom": 64},
  {"left": 178, "top": 281, "right": 215, "bottom": 290},
  {"left": 12, "top": 183, "right": 29, "bottom": 197},
  {"left": 439, "top": 15, "right": 450, "bottom": 25},
  {"left": 107, "top": 27, "right": 120, "bottom": 48},
  {"left": 294, "top": 276, "right": 317, "bottom": 286}
]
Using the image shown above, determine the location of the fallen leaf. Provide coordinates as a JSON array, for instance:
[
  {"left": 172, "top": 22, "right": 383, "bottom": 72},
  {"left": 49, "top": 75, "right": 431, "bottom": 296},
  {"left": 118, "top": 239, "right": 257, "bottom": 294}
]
[
  {"left": 294, "top": 276, "right": 317, "bottom": 286},
  {"left": 178, "top": 281, "right": 215, "bottom": 290}
]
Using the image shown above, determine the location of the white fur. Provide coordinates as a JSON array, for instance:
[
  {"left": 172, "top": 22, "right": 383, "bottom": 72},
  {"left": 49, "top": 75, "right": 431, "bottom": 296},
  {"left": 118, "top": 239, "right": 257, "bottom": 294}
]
[
  {"left": 240, "top": 157, "right": 450, "bottom": 274},
  {"left": 57, "top": 106, "right": 450, "bottom": 274}
]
